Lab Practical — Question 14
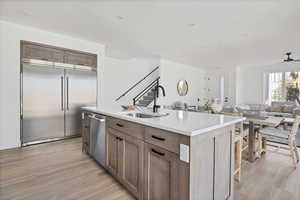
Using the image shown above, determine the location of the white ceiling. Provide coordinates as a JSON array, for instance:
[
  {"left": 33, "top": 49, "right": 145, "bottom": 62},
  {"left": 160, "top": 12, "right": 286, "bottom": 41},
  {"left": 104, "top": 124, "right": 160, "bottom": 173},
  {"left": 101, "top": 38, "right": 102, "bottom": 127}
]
[{"left": 1, "top": 0, "right": 300, "bottom": 69}]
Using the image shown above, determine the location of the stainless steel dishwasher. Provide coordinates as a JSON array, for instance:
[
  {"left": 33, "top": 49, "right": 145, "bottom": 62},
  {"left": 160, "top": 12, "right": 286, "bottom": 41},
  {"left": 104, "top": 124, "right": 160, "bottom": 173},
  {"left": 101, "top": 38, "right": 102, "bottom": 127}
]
[{"left": 89, "top": 114, "right": 106, "bottom": 167}]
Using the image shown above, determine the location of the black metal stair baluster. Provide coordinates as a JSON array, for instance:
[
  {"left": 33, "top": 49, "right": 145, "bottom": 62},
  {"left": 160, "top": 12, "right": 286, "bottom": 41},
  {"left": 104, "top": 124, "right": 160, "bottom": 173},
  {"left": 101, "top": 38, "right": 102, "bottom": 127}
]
[{"left": 115, "top": 66, "right": 159, "bottom": 101}]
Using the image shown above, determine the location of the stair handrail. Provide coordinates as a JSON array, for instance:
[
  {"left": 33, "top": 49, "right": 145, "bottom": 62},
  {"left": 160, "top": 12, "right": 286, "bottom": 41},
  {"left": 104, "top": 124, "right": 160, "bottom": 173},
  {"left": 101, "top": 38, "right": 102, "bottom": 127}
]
[
  {"left": 133, "top": 77, "right": 160, "bottom": 105},
  {"left": 115, "top": 66, "right": 159, "bottom": 101}
]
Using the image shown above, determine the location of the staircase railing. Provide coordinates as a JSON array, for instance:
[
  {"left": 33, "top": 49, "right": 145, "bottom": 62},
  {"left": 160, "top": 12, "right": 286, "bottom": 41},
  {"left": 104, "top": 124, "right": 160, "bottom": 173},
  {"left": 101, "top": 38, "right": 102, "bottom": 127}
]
[
  {"left": 133, "top": 77, "right": 160, "bottom": 105},
  {"left": 115, "top": 66, "right": 159, "bottom": 101}
]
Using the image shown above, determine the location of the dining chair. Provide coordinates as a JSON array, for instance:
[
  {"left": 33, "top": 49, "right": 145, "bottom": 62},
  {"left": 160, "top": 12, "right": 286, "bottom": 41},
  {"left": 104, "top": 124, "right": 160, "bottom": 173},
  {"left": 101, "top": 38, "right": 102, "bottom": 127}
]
[{"left": 258, "top": 115, "right": 300, "bottom": 168}]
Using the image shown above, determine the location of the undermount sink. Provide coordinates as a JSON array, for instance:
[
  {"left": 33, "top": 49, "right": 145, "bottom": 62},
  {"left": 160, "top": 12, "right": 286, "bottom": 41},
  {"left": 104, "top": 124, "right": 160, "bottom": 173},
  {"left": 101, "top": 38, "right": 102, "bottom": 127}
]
[{"left": 126, "top": 112, "right": 169, "bottom": 118}]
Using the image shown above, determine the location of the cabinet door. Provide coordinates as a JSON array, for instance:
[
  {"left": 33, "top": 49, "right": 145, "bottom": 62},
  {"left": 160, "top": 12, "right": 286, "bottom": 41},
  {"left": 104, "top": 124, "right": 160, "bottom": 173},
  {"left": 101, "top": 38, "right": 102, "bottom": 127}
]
[
  {"left": 144, "top": 143, "right": 179, "bottom": 200},
  {"left": 107, "top": 129, "right": 119, "bottom": 176},
  {"left": 122, "top": 134, "right": 144, "bottom": 199},
  {"left": 81, "top": 113, "right": 90, "bottom": 154},
  {"left": 65, "top": 51, "right": 97, "bottom": 67},
  {"left": 214, "top": 131, "right": 232, "bottom": 200},
  {"left": 22, "top": 43, "right": 64, "bottom": 63}
]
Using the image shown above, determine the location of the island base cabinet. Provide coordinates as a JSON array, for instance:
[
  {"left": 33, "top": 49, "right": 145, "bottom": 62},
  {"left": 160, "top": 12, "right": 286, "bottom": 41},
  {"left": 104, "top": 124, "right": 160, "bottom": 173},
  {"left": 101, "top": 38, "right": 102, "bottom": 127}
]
[
  {"left": 106, "top": 128, "right": 144, "bottom": 199},
  {"left": 144, "top": 143, "right": 183, "bottom": 200},
  {"left": 214, "top": 131, "right": 232, "bottom": 200},
  {"left": 81, "top": 112, "right": 90, "bottom": 154},
  {"left": 106, "top": 128, "right": 120, "bottom": 177},
  {"left": 105, "top": 117, "right": 234, "bottom": 200},
  {"left": 122, "top": 133, "right": 144, "bottom": 199},
  {"left": 190, "top": 126, "right": 234, "bottom": 200}
]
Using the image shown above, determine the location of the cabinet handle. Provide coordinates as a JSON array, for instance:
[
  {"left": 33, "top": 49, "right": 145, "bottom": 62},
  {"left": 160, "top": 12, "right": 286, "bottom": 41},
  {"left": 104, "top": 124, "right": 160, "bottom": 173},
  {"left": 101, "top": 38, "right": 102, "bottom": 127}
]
[
  {"left": 151, "top": 149, "right": 165, "bottom": 156},
  {"left": 66, "top": 76, "right": 69, "bottom": 110},
  {"left": 151, "top": 135, "right": 165, "bottom": 141},
  {"left": 116, "top": 123, "right": 124, "bottom": 127},
  {"left": 60, "top": 76, "right": 64, "bottom": 111},
  {"left": 84, "top": 126, "right": 89, "bottom": 128},
  {"left": 116, "top": 136, "right": 123, "bottom": 141},
  {"left": 41, "top": 58, "right": 49, "bottom": 61}
]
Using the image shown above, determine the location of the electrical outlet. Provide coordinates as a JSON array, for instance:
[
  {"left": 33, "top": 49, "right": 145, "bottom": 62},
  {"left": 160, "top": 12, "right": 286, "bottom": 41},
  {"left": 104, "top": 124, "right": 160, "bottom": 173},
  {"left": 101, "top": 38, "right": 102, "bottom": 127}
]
[{"left": 180, "top": 144, "right": 190, "bottom": 163}]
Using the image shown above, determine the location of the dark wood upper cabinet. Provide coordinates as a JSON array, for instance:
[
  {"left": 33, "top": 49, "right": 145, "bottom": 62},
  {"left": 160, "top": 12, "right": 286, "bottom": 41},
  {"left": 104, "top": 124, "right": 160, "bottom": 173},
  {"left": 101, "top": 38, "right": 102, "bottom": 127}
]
[
  {"left": 64, "top": 51, "right": 97, "bottom": 68},
  {"left": 22, "top": 43, "right": 64, "bottom": 63},
  {"left": 21, "top": 41, "right": 97, "bottom": 68}
]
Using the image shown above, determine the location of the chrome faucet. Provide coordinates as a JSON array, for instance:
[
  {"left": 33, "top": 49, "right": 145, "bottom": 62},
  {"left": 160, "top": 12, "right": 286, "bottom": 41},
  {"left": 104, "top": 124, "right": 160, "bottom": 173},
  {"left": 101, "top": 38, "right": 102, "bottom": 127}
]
[{"left": 153, "top": 85, "right": 166, "bottom": 113}]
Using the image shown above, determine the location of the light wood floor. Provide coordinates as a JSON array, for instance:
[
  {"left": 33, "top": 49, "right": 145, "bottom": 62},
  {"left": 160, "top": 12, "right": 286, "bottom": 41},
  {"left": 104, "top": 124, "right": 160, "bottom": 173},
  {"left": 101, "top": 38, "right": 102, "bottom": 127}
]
[
  {"left": 0, "top": 138, "right": 299, "bottom": 200},
  {"left": 235, "top": 146, "right": 300, "bottom": 200},
  {"left": 0, "top": 138, "right": 133, "bottom": 200}
]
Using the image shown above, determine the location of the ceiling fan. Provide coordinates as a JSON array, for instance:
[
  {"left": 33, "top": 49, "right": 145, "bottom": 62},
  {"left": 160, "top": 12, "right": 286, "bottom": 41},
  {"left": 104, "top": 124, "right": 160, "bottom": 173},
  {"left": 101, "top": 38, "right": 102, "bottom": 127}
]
[{"left": 283, "top": 52, "right": 300, "bottom": 62}]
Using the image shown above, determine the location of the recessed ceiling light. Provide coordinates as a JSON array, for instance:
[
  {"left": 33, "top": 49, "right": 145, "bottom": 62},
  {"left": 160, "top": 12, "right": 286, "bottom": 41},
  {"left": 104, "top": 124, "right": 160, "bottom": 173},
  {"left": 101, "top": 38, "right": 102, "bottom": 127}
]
[
  {"left": 20, "top": 10, "right": 32, "bottom": 17},
  {"left": 241, "top": 33, "right": 249, "bottom": 37},
  {"left": 117, "top": 16, "right": 124, "bottom": 20}
]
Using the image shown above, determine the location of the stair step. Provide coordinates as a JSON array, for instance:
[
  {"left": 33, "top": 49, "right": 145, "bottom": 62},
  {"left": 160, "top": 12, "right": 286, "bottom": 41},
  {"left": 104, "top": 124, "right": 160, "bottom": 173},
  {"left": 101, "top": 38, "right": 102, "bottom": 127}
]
[
  {"left": 135, "top": 104, "right": 148, "bottom": 107},
  {"left": 147, "top": 91, "right": 155, "bottom": 96},
  {"left": 139, "top": 99, "right": 153, "bottom": 103},
  {"left": 138, "top": 99, "right": 153, "bottom": 106},
  {"left": 143, "top": 96, "right": 154, "bottom": 101}
]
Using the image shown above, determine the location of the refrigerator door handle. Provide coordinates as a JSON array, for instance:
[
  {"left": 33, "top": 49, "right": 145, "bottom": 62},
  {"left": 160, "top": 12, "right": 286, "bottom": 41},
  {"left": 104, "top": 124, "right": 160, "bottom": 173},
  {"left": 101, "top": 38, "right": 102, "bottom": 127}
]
[
  {"left": 66, "top": 76, "right": 69, "bottom": 110},
  {"left": 61, "top": 76, "right": 64, "bottom": 111}
]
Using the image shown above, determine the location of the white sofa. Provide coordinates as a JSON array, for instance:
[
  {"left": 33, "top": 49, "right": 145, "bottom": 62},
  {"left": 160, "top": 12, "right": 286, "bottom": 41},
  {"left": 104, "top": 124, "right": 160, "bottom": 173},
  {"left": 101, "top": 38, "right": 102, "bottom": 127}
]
[{"left": 235, "top": 101, "right": 300, "bottom": 118}]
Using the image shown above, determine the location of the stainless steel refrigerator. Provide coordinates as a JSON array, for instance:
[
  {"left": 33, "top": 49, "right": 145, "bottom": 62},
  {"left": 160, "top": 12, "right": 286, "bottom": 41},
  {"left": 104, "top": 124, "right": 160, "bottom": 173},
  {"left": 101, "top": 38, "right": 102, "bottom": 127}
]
[{"left": 21, "top": 59, "right": 97, "bottom": 146}]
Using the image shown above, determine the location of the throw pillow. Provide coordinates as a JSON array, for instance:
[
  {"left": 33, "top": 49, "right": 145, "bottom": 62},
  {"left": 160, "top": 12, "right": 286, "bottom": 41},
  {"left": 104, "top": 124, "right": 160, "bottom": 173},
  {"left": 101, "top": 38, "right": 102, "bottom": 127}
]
[
  {"left": 236, "top": 104, "right": 250, "bottom": 112},
  {"left": 282, "top": 105, "right": 295, "bottom": 113},
  {"left": 269, "top": 105, "right": 282, "bottom": 112},
  {"left": 293, "top": 108, "right": 300, "bottom": 115}
]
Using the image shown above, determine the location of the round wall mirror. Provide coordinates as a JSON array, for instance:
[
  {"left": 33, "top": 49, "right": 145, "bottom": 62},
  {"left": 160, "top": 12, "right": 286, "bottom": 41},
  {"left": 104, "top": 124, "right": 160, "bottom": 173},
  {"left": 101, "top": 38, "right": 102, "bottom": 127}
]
[{"left": 177, "top": 80, "right": 188, "bottom": 96}]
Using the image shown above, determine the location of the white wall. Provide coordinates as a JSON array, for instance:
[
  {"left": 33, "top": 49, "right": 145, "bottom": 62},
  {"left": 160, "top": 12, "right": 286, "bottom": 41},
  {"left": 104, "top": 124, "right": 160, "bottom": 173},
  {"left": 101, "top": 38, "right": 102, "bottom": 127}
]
[
  {"left": 205, "top": 63, "right": 300, "bottom": 105},
  {"left": 0, "top": 22, "right": 5, "bottom": 149},
  {"left": 236, "top": 62, "right": 300, "bottom": 104},
  {"left": 206, "top": 68, "right": 237, "bottom": 105},
  {"left": 100, "top": 56, "right": 160, "bottom": 109},
  {"left": 158, "top": 59, "right": 206, "bottom": 106}
]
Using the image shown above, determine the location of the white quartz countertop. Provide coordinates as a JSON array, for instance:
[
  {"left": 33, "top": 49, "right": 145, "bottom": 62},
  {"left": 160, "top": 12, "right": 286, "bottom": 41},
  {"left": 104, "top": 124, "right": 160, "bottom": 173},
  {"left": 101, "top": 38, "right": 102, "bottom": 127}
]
[{"left": 82, "top": 106, "right": 245, "bottom": 137}]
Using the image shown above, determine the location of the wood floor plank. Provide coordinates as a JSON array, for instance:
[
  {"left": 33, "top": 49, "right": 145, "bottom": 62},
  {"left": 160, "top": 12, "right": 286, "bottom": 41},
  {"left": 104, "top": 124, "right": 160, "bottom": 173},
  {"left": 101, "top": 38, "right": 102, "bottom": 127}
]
[
  {"left": 234, "top": 148, "right": 300, "bottom": 200},
  {"left": 1, "top": 138, "right": 300, "bottom": 200},
  {"left": 0, "top": 138, "right": 134, "bottom": 200}
]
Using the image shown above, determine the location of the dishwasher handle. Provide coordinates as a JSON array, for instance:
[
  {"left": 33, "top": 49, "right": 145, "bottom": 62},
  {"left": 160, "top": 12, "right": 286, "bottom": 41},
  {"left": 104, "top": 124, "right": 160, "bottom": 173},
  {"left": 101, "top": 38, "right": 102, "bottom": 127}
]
[{"left": 88, "top": 115, "right": 105, "bottom": 122}]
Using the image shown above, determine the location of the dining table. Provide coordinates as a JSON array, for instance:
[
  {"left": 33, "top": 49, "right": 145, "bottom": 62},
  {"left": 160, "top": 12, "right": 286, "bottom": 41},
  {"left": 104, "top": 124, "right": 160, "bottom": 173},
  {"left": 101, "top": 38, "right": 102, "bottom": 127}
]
[{"left": 245, "top": 116, "right": 284, "bottom": 162}]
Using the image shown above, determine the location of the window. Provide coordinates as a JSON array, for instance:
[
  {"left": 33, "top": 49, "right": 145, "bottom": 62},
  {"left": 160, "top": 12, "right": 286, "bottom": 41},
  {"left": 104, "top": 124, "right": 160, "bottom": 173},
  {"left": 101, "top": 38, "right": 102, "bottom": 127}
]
[{"left": 267, "top": 71, "right": 300, "bottom": 102}]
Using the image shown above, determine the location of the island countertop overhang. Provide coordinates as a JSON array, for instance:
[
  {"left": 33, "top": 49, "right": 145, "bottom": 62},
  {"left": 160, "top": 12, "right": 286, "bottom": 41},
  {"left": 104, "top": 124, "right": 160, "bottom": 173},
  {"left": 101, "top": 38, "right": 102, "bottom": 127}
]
[{"left": 82, "top": 106, "right": 245, "bottom": 137}]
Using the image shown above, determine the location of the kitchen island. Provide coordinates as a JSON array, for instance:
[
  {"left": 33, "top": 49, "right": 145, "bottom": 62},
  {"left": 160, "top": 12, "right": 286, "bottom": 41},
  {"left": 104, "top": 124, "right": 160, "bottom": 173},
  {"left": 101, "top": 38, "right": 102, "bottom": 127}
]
[{"left": 82, "top": 106, "right": 244, "bottom": 200}]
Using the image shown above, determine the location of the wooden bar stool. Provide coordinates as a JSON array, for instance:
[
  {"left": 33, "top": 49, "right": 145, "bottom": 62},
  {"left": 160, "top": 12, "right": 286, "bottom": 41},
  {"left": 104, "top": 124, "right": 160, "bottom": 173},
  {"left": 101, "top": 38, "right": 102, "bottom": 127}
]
[
  {"left": 234, "top": 120, "right": 249, "bottom": 182},
  {"left": 234, "top": 134, "right": 243, "bottom": 182}
]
